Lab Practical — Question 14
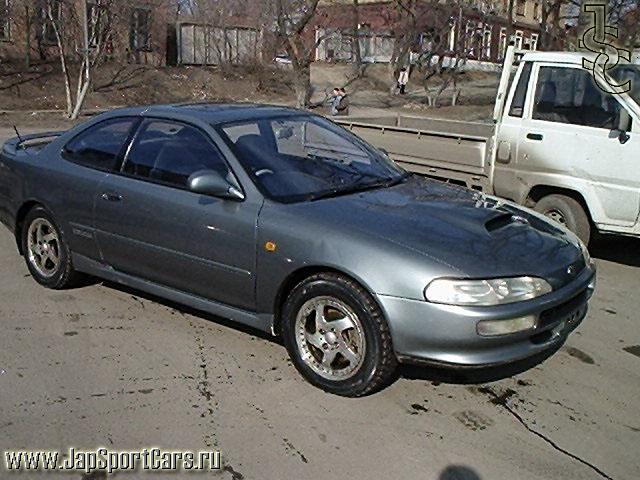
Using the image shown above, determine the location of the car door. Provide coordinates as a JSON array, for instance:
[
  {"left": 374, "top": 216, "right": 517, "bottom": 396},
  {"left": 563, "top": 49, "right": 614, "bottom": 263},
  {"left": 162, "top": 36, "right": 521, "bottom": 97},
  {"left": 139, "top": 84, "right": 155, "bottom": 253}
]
[
  {"left": 57, "top": 117, "right": 139, "bottom": 261},
  {"left": 518, "top": 63, "right": 640, "bottom": 227},
  {"left": 93, "top": 118, "right": 260, "bottom": 310}
]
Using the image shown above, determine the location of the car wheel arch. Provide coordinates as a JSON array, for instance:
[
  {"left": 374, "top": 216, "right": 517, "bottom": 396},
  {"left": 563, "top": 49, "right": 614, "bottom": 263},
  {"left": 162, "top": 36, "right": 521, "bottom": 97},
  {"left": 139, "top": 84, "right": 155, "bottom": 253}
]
[
  {"left": 14, "top": 200, "right": 44, "bottom": 254},
  {"left": 525, "top": 185, "right": 591, "bottom": 218},
  {"left": 526, "top": 186, "right": 595, "bottom": 243},
  {"left": 271, "top": 266, "right": 380, "bottom": 337}
]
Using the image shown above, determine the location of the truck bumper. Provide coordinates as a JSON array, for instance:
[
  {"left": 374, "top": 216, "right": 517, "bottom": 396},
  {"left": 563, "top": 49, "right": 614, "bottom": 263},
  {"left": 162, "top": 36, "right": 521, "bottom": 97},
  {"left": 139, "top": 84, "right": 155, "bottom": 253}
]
[{"left": 377, "top": 265, "right": 596, "bottom": 368}]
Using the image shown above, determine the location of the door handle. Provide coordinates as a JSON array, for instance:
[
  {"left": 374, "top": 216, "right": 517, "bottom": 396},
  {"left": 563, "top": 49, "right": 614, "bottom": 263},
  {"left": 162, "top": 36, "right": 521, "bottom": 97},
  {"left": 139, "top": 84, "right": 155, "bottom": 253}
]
[
  {"left": 526, "top": 133, "right": 543, "bottom": 141},
  {"left": 101, "top": 193, "right": 122, "bottom": 202}
]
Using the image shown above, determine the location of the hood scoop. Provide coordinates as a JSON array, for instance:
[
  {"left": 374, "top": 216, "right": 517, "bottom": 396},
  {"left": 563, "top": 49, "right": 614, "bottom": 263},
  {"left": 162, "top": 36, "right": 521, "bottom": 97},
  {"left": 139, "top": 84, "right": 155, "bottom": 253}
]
[{"left": 485, "top": 212, "right": 519, "bottom": 232}]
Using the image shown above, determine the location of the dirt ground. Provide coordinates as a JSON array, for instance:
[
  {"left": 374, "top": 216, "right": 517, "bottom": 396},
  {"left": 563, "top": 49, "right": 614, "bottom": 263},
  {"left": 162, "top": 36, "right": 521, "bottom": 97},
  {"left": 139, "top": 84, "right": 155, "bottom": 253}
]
[
  {"left": 0, "top": 62, "right": 290, "bottom": 111},
  {"left": 0, "top": 61, "right": 498, "bottom": 123}
]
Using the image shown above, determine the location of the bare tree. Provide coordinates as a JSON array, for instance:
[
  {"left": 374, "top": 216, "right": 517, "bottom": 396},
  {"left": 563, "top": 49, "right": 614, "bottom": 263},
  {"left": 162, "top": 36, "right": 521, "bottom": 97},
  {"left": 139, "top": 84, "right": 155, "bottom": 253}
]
[
  {"left": 40, "top": 0, "right": 121, "bottom": 118},
  {"left": 388, "top": 1, "right": 487, "bottom": 106},
  {"left": 537, "top": 0, "right": 571, "bottom": 50},
  {"left": 606, "top": 0, "right": 640, "bottom": 49},
  {"left": 268, "top": 0, "right": 322, "bottom": 107},
  {"left": 388, "top": 0, "right": 421, "bottom": 91},
  {"left": 6, "top": 0, "right": 41, "bottom": 68},
  {"left": 416, "top": 5, "right": 486, "bottom": 107},
  {"left": 419, "top": 7, "right": 466, "bottom": 106},
  {"left": 349, "top": 0, "right": 367, "bottom": 79}
]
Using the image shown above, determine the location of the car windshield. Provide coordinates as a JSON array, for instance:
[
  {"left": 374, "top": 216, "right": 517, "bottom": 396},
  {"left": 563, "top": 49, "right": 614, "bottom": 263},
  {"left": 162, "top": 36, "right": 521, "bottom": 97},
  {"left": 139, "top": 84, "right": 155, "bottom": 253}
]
[
  {"left": 610, "top": 64, "right": 640, "bottom": 106},
  {"left": 216, "top": 115, "right": 407, "bottom": 203}
]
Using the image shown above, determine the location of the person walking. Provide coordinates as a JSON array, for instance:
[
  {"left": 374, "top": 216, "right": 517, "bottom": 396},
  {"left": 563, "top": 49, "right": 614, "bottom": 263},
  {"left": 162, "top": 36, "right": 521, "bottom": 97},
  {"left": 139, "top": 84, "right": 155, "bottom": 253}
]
[{"left": 397, "top": 67, "right": 409, "bottom": 95}]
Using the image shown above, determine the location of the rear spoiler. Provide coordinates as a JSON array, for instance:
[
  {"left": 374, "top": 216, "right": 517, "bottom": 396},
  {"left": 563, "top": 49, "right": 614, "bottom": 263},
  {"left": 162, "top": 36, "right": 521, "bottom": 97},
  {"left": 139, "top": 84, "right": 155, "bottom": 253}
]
[{"left": 4, "top": 131, "right": 65, "bottom": 153}]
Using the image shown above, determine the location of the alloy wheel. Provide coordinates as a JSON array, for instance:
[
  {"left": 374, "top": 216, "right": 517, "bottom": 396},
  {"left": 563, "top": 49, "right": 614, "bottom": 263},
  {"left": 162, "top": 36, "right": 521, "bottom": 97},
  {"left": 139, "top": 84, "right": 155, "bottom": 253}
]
[
  {"left": 27, "top": 218, "right": 61, "bottom": 278},
  {"left": 295, "top": 296, "right": 366, "bottom": 381}
]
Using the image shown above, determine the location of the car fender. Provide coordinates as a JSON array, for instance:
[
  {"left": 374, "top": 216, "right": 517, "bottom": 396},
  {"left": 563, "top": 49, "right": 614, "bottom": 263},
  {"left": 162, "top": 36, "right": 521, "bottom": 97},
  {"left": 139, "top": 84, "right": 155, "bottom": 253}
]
[{"left": 254, "top": 203, "right": 457, "bottom": 314}]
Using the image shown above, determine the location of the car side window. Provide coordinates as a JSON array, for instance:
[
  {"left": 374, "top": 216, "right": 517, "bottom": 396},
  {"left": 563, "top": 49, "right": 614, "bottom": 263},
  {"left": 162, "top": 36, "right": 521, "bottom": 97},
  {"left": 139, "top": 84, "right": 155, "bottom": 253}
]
[
  {"left": 508, "top": 62, "right": 532, "bottom": 118},
  {"left": 532, "top": 66, "right": 622, "bottom": 129},
  {"left": 223, "top": 122, "right": 260, "bottom": 142},
  {"left": 62, "top": 118, "right": 136, "bottom": 170},
  {"left": 123, "top": 120, "right": 230, "bottom": 188},
  {"left": 271, "top": 119, "right": 370, "bottom": 163}
]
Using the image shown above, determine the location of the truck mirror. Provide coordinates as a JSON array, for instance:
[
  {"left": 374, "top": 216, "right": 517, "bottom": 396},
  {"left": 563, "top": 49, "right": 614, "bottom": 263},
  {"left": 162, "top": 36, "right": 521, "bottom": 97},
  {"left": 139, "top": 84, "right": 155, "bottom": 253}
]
[
  {"left": 615, "top": 109, "right": 631, "bottom": 144},
  {"left": 617, "top": 109, "right": 631, "bottom": 132}
]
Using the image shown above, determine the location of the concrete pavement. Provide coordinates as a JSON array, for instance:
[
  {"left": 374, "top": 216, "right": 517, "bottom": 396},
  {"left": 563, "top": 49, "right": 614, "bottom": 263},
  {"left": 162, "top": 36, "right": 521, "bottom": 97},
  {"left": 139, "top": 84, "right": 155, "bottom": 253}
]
[{"left": 0, "top": 125, "right": 639, "bottom": 480}]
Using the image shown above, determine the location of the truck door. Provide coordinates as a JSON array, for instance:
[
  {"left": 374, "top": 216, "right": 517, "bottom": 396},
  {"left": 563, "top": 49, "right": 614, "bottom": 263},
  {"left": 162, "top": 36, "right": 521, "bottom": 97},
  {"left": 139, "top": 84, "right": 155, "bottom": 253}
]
[
  {"left": 493, "top": 61, "right": 533, "bottom": 202},
  {"left": 518, "top": 63, "right": 640, "bottom": 227}
]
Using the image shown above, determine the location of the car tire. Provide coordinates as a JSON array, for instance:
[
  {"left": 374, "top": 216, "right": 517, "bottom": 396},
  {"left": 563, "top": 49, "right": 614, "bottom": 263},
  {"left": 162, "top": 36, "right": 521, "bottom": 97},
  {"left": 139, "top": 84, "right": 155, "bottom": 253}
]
[
  {"left": 535, "top": 194, "right": 591, "bottom": 245},
  {"left": 21, "top": 206, "right": 80, "bottom": 289},
  {"left": 281, "top": 272, "right": 397, "bottom": 397}
]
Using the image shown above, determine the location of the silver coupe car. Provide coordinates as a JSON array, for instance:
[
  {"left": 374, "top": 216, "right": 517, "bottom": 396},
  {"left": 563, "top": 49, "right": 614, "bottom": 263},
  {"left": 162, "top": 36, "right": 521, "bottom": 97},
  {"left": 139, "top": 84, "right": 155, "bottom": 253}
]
[{"left": 0, "top": 104, "right": 596, "bottom": 396}]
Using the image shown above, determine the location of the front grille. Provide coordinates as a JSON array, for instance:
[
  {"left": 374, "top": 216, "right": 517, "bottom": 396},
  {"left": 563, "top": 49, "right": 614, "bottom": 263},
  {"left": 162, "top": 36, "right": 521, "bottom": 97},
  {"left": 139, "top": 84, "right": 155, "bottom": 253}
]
[{"left": 538, "top": 289, "right": 589, "bottom": 330}]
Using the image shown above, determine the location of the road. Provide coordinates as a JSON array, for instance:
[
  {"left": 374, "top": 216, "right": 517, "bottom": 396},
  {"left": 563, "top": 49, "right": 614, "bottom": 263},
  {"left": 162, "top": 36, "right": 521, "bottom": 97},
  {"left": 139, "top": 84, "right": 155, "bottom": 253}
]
[{"left": 0, "top": 124, "right": 639, "bottom": 480}]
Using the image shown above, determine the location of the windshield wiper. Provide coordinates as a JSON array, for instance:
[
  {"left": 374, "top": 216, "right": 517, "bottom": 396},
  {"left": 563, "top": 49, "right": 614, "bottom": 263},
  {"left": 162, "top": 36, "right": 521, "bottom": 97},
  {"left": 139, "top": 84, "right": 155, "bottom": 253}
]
[{"left": 307, "top": 173, "right": 410, "bottom": 202}]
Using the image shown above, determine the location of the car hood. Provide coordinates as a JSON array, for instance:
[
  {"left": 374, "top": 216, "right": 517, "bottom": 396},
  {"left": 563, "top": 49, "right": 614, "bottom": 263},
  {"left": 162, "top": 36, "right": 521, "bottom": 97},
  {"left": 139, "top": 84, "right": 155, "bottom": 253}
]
[{"left": 304, "top": 176, "right": 585, "bottom": 289}]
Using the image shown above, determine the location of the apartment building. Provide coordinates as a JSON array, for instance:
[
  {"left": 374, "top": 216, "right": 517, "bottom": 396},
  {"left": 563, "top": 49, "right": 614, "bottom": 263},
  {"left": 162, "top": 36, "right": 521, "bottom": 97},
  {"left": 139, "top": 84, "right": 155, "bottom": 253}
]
[
  {"left": 500, "top": 0, "right": 542, "bottom": 56},
  {"left": 0, "top": 0, "right": 169, "bottom": 65},
  {"left": 312, "top": 0, "right": 542, "bottom": 66}
]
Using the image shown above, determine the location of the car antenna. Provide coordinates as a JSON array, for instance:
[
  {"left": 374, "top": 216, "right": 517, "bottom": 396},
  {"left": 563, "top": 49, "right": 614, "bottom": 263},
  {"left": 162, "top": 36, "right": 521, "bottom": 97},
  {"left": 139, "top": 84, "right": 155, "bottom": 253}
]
[
  {"left": 13, "top": 125, "right": 32, "bottom": 155},
  {"left": 13, "top": 125, "right": 24, "bottom": 145}
]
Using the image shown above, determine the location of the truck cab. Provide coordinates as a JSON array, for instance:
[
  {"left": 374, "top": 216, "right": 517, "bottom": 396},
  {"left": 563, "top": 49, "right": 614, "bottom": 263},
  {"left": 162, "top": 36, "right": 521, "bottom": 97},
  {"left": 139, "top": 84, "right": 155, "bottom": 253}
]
[{"left": 493, "top": 49, "right": 640, "bottom": 244}]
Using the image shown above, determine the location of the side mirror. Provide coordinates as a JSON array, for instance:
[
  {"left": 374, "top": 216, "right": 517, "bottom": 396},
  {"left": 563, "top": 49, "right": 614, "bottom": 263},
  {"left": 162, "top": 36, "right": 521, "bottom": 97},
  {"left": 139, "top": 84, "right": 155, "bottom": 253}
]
[
  {"left": 188, "top": 170, "right": 244, "bottom": 201},
  {"left": 615, "top": 109, "right": 631, "bottom": 144}
]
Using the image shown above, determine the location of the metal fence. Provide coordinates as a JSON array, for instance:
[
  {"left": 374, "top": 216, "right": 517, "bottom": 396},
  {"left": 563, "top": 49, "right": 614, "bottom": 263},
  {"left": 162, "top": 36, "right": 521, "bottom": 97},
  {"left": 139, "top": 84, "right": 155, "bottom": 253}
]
[
  {"left": 177, "top": 23, "right": 260, "bottom": 66},
  {"left": 315, "top": 28, "right": 394, "bottom": 63}
]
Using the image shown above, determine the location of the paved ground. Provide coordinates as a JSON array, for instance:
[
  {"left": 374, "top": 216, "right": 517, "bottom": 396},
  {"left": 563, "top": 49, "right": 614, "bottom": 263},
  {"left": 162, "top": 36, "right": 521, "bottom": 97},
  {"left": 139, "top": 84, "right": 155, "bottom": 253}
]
[{"left": 0, "top": 126, "right": 639, "bottom": 480}]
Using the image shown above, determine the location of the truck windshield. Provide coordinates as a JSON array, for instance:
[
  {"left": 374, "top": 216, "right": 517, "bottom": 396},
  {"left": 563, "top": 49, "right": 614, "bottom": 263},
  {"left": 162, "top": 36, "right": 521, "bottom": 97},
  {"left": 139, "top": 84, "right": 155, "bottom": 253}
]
[
  {"left": 217, "top": 115, "right": 407, "bottom": 203},
  {"left": 610, "top": 64, "right": 640, "bottom": 106}
]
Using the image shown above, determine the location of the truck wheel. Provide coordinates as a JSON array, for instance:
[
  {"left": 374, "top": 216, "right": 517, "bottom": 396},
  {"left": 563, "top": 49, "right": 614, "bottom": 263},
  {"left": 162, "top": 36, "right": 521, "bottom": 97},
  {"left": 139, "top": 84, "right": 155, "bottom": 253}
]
[
  {"left": 281, "top": 272, "right": 397, "bottom": 397},
  {"left": 21, "top": 206, "right": 80, "bottom": 289},
  {"left": 535, "top": 194, "right": 591, "bottom": 244}
]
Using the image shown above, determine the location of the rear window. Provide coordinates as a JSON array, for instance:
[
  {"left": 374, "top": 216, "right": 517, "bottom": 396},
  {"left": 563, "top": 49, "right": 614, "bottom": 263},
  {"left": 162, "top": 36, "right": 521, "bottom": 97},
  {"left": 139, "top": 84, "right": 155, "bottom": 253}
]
[
  {"left": 508, "top": 62, "right": 532, "bottom": 118},
  {"left": 62, "top": 118, "right": 137, "bottom": 171}
]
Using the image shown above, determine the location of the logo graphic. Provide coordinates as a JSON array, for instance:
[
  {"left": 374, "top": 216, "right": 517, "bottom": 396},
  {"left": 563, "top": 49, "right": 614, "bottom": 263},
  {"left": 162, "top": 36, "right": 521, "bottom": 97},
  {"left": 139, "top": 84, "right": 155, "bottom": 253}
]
[{"left": 579, "top": 3, "right": 632, "bottom": 95}]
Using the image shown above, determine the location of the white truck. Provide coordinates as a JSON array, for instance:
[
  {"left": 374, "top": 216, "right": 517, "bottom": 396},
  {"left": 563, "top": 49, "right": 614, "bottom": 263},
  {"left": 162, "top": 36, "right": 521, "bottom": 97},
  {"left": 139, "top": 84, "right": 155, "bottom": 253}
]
[{"left": 336, "top": 47, "right": 640, "bottom": 244}]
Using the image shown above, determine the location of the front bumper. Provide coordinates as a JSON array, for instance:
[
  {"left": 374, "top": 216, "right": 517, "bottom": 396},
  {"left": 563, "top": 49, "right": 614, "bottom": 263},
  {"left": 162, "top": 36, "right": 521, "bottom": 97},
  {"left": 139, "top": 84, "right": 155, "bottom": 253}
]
[{"left": 377, "top": 265, "right": 596, "bottom": 368}]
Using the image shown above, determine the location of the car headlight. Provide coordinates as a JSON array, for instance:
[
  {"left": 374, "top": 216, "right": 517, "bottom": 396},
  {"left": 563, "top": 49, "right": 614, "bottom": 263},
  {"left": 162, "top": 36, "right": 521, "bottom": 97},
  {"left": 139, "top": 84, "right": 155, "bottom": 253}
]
[
  {"left": 578, "top": 240, "right": 592, "bottom": 266},
  {"left": 424, "top": 276, "right": 552, "bottom": 306}
]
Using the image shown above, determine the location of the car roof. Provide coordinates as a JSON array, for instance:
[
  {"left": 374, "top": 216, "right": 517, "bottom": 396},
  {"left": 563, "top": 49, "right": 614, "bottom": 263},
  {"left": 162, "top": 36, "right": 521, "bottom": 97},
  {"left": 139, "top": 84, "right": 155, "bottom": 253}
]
[
  {"left": 519, "top": 50, "right": 640, "bottom": 67},
  {"left": 520, "top": 51, "right": 596, "bottom": 65},
  {"left": 104, "top": 103, "right": 307, "bottom": 125}
]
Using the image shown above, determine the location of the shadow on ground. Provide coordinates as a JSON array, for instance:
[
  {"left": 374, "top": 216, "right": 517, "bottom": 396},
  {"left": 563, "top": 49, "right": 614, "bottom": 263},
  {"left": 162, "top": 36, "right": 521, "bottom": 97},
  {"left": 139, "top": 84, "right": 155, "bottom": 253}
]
[
  {"left": 439, "top": 465, "right": 482, "bottom": 480},
  {"left": 590, "top": 234, "right": 639, "bottom": 268},
  {"left": 62, "top": 277, "right": 559, "bottom": 388},
  {"left": 399, "top": 344, "right": 560, "bottom": 385},
  {"left": 100, "top": 280, "right": 279, "bottom": 345}
]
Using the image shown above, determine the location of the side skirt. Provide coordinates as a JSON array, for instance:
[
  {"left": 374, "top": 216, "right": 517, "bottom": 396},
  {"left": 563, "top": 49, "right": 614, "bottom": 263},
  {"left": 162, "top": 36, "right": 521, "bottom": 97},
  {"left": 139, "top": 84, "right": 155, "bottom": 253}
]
[{"left": 72, "top": 253, "right": 275, "bottom": 335}]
